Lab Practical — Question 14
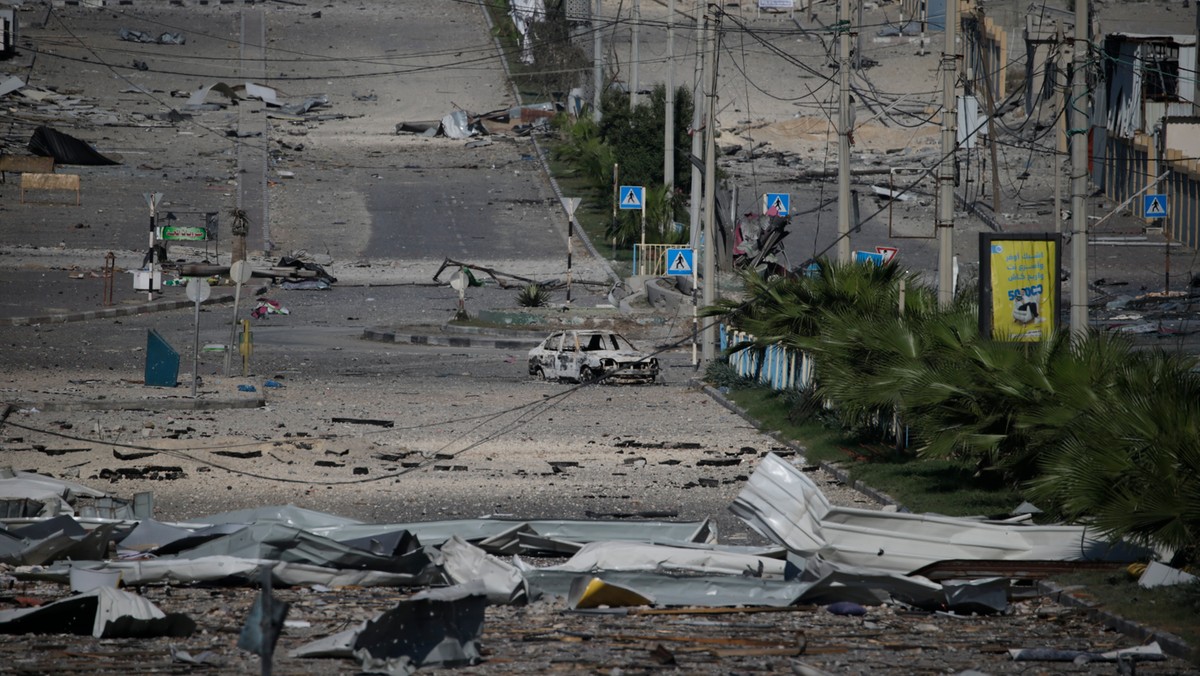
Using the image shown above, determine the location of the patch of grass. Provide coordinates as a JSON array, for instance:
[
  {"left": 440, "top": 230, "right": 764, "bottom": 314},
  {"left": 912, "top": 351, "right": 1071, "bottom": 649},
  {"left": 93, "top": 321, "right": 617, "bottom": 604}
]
[
  {"left": 1051, "top": 571, "right": 1200, "bottom": 662},
  {"left": 849, "top": 459, "right": 1024, "bottom": 517}
]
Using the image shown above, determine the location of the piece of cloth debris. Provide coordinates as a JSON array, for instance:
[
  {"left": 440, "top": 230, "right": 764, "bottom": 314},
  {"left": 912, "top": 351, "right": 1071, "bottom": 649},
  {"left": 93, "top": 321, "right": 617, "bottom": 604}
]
[
  {"left": 28, "top": 126, "right": 119, "bottom": 166},
  {"left": 251, "top": 299, "right": 288, "bottom": 319}
]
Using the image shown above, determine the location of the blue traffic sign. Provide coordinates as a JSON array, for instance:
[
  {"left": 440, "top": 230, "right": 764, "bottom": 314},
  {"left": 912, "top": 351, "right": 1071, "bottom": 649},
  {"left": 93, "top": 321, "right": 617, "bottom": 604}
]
[
  {"left": 1143, "top": 194, "right": 1167, "bottom": 219},
  {"left": 619, "top": 185, "right": 645, "bottom": 210},
  {"left": 764, "top": 193, "right": 790, "bottom": 216},
  {"left": 665, "top": 248, "right": 695, "bottom": 276},
  {"left": 854, "top": 251, "right": 885, "bottom": 266}
]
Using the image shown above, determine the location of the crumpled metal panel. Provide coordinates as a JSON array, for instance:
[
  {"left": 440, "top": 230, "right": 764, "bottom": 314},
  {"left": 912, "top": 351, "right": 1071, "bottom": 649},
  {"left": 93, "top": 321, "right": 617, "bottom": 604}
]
[
  {"left": 535, "top": 540, "right": 789, "bottom": 579},
  {"left": 732, "top": 453, "right": 1144, "bottom": 574},
  {"left": 439, "top": 536, "right": 530, "bottom": 605},
  {"left": 0, "top": 587, "right": 194, "bottom": 638},
  {"left": 29, "top": 556, "right": 439, "bottom": 588}
]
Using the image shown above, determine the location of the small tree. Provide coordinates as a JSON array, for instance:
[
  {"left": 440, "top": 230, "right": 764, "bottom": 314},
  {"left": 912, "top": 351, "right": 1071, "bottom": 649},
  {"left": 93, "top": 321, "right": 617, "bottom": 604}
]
[
  {"left": 229, "top": 208, "right": 249, "bottom": 264},
  {"left": 526, "top": 1, "right": 590, "bottom": 101}
]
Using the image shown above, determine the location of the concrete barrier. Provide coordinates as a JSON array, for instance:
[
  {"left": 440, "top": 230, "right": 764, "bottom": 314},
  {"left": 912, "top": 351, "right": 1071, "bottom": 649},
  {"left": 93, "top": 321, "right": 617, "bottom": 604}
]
[
  {"left": 0, "top": 155, "right": 55, "bottom": 183},
  {"left": 19, "top": 172, "right": 80, "bottom": 205}
]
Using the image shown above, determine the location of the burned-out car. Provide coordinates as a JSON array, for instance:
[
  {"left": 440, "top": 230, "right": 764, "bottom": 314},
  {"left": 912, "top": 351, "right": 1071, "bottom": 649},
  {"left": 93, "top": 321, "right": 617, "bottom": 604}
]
[{"left": 528, "top": 330, "right": 659, "bottom": 383}]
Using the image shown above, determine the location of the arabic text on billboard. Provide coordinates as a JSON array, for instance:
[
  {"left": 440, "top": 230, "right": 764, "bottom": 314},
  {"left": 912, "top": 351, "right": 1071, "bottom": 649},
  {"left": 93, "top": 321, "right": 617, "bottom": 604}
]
[
  {"left": 987, "top": 238, "right": 1057, "bottom": 342},
  {"left": 759, "top": 0, "right": 796, "bottom": 8}
]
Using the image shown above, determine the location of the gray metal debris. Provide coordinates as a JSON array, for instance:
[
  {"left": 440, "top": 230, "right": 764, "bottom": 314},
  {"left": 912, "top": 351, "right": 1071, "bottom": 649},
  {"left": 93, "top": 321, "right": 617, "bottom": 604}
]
[
  {"left": 731, "top": 453, "right": 1149, "bottom": 573},
  {"left": 0, "top": 587, "right": 194, "bottom": 638}
]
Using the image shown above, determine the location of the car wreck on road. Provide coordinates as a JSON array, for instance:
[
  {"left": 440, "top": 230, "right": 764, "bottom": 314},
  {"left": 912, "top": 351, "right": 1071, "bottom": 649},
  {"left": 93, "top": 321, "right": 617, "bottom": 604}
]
[{"left": 528, "top": 330, "right": 658, "bottom": 384}]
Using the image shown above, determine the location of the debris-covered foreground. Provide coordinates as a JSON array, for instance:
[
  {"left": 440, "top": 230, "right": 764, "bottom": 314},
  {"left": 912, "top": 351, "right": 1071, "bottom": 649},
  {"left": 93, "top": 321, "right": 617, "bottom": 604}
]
[{"left": 1, "top": 455, "right": 1193, "bottom": 675}]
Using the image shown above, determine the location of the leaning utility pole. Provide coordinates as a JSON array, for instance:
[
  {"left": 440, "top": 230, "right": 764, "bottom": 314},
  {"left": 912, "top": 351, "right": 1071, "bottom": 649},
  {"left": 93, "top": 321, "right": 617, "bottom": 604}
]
[
  {"left": 631, "top": 0, "right": 641, "bottom": 109},
  {"left": 593, "top": 0, "right": 603, "bottom": 123},
  {"left": 702, "top": 8, "right": 718, "bottom": 362},
  {"left": 1068, "top": 0, "right": 1089, "bottom": 335},
  {"left": 664, "top": 0, "right": 675, "bottom": 188},
  {"left": 936, "top": 0, "right": 959, "bottom": 306},
  {"left": 837, "top": 0, "right": 853, "bottom": 263}
]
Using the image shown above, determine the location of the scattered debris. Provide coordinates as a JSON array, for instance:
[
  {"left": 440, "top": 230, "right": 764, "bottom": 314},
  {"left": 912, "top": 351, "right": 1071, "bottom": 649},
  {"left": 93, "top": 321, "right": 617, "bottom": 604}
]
[
  {"left": 0, "top": 587, "right": 195, "bottom": 638},
  {"left": 1137, "top": 561, "right": 1198, "bottom": 588},
  {"left": 1008, "top": 642, "right": 1165, "bottom": 663},
  {"left": 330, "top": 417, "right": 394, "bottom": 428},
  {"left": 251, "top": 299, "right": 289, "bottom": 319},
  {"left": 118, "top": 28, "right": 186, "bottom": 45}
]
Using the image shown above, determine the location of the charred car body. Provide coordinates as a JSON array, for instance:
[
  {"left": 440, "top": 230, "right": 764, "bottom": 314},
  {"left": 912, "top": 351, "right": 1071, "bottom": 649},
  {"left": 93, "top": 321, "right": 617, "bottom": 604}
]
[{"left": 528, "top": 330, "right": 658, "bottom": 384}]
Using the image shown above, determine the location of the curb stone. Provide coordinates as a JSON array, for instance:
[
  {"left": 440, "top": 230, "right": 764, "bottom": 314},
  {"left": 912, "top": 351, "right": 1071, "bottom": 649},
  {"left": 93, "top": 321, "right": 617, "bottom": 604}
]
[
  {"left": 5, "top": 295, "right": 232, "bottom": 327},
  {"left": 1038, "top": 581, "right": 1197, "bottom": 662},
  {"left": 361, "top": 327, "right": 542, "bottom": 350},
  {"left": 692, "top": 379, "right": 904, "bottom": 510},
  {"left": 695, "top": 379, "right": 1198, "bottom": 662},
  {"left": 3, "top": 285, "right": 271, "bottom": 327}
]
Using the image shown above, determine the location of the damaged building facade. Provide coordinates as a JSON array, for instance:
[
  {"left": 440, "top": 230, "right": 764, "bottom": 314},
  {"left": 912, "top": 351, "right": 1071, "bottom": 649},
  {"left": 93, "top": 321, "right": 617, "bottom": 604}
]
[{"left": 1092, "top": 32, "right": 1200, "bottom": 250}]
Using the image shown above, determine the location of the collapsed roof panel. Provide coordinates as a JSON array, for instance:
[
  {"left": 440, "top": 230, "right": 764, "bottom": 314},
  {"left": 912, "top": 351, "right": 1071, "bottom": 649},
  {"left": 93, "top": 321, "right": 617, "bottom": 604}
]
[{"left": 732, "top": 453, "right": 1151, "bottom": 574}]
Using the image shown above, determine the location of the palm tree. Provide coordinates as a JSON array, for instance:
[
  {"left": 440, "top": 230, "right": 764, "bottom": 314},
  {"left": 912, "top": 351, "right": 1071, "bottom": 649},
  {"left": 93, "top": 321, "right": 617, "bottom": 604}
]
[
  {"left": 899, "top": 329, "right": 1141, "bottom": 486},
  {"left": 1026, "top": 346, "right": 1200, "bottom": 564}
]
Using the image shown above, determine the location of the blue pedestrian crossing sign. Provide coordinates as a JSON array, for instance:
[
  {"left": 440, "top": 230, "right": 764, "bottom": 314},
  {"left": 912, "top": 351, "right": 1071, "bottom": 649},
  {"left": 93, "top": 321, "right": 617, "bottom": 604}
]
[
  {"left": 764, "top": 193, "right": 790, "bottom": 216},
  {"left": 619, "top": 185, "right": 645, "bottom": 210},
  {"left": 1143, "top": 194, "right": 1167, "bottom": 219},
  {"left": 666, "top": 248, "right": 695, "bottom": 276}
]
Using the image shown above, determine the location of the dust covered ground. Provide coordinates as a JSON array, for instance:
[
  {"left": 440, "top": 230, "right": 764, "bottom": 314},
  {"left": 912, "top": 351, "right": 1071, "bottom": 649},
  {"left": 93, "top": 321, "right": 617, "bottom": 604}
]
[{"left": 1, "top": 0, "right": 1198, "bottom": 673}]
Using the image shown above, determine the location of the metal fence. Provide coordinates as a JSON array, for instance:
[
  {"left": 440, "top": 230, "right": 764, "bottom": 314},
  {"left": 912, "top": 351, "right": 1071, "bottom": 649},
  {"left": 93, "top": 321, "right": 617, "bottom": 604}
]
[
  {"left": 632, "top": 243, "right": 673, "bottom": 276},
  {"left": 720, "top": 326, "right": 814, "bottom": 391}
]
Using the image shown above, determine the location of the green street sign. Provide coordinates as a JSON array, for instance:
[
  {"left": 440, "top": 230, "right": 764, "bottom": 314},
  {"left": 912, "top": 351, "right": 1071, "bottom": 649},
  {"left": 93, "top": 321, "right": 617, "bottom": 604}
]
[{"left": 157, "top": 226, "right": 209, "bottom": 241}]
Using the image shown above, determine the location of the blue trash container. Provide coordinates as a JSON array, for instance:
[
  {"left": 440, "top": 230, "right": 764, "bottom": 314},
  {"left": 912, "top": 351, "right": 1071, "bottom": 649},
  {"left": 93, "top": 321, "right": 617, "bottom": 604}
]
[{"left": 145, "top": 329, "right": 179, "bottom": 387}]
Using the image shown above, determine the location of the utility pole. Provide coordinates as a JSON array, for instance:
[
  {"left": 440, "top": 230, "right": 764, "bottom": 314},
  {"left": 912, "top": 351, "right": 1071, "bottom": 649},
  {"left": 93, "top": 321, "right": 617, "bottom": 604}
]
[
  {"left": 688, "top": 0, "right": 704, "bottom": 251},
  {"left": 702, "top": 7, "right": 718, "bottom": 362},
  {"left": 631, "top": 0, "right": 641, "bottom": 109},
  {"left": 855, "top": 0, "right": 864, "bottom": 71},
  {"left": 593, "top": 0, "right": 603, "bottom": 123},
  {"left": 665, "top": 0, "right": 675, "bottom": 189},
  {"left": 936, "top": 0, "right": 959, "bottom": 306},
  {"left": 837, "top": 0, "right": 852, "bottom": 263},
  {"left": 1069, "top": 0, "right": 1089, "bottom": 336},
  {"left": 1053, "top": 21, "right": 1064, "bottom": 233}
]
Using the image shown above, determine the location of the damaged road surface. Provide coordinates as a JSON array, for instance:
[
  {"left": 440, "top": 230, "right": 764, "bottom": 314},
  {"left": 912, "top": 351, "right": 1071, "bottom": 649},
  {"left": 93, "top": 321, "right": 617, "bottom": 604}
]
[{"left": 0, "top": 458, "right": 1190, "bottom": 675}]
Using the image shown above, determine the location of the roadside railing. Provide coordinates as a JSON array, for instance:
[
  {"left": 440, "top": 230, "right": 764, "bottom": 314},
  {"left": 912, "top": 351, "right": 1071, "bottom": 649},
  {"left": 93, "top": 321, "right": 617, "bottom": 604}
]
[
  {"left": 720, "top": 326, "right": 813, "bottom": 391},
  {"left": 632, "top": 243, "right": 673, "bottom": 276}
]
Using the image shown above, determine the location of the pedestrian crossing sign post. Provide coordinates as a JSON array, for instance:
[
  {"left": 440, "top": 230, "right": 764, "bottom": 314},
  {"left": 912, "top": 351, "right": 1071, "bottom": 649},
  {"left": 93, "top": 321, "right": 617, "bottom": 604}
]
[
  {"left": 621, "top": 185, "right": 650, "bottom": 261},
  {"left": 763, "top": 193, "right": 790, "bottom": 216},
  {"left": 619, "top": 185, "right": 645, "bottom": 210},
  {"left": 666, "top": 248, "right": 695, "bottom": 276},
  {"left": 1143, "top": 194, "right": 1167, "bottom": 219}
]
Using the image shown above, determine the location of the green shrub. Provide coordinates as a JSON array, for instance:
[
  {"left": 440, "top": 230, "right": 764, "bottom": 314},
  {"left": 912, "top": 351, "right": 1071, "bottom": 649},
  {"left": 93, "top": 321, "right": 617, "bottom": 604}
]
[{"left": 516, "top": 284, "right": 551, "bottom": 308}]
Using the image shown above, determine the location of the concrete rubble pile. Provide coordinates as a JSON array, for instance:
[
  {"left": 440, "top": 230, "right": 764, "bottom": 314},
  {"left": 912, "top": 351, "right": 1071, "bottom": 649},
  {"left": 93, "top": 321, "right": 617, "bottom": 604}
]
[{"left": 1, "top": 453, "right": 1176, "bottom": 673}]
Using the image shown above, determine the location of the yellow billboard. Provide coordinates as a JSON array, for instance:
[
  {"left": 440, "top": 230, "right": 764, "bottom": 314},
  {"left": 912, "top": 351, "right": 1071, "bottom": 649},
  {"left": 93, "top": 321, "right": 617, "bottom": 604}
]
[{"left": 979, "top": 234, "right": 1061, "bottom": 342}]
